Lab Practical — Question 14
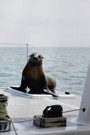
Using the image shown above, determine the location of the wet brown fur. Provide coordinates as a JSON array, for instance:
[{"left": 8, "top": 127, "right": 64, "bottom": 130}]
[{"left": 11, "top": 53, "right": 56, "bottom": 94}]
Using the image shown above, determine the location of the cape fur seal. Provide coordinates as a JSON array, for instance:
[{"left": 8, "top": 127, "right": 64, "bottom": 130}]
[{"left": 11, "top": 53, "right": 56, "bottom": 94}]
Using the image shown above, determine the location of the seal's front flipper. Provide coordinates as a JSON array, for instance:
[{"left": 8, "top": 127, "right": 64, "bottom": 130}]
[
  {"left": 10, "top": 77, "right": 27, "bottom": 93},
  {"left": 10, "top": 86, "right": 26, "bottom": 93},
  {"left": 10, "top": 86, "right": 20, "bottom": 90}
]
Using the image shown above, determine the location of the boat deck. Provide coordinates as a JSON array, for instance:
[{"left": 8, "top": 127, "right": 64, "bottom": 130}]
[{"left": 0, "top": 88, "right": 87, "bottom": 135}]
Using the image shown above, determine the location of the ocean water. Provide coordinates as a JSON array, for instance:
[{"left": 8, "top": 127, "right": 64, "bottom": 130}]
[{"left": 0, "top": 47, "right": 90, "bottom": 96}]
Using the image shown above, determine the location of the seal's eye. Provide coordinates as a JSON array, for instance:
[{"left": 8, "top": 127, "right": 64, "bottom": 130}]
[
  {"left": 38, "top": 55, "right": 41, "bottom": 59},
  {"left": 31, "top": 54, "right": 34, "bottom": 58}
]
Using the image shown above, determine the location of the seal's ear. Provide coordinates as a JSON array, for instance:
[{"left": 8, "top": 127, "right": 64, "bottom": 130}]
[
  {"left": 29, "top": 54, "right": 32, "bottom": 57},
  {"left": 29, "top": 54, "right": 34, "bottom": 58}
]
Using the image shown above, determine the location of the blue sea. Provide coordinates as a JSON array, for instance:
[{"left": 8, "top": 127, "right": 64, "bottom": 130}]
[{"left": 0, "top": 47, "right": 90, "bottom": 96}]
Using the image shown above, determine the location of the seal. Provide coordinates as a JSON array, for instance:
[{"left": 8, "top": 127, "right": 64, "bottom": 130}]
[{"left": 11, "top": 53, "right": 56, "bottom": 94}]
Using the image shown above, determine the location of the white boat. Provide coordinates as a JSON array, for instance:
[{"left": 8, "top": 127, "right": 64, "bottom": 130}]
[{"left": 0, "top": 62, "right": 90, "bottom": 135}]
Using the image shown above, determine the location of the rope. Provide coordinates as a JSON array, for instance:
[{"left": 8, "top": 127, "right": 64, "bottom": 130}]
[
  {"left": 0, "top": 99, "right": 41, "bottom": 135},
  {"left": 0, "top": 43, "right": 27, "bottom": 45},
  {"left": 0, "top": 42, "right": 59, "bottom": 59},
  {"left": 13, "top": 115, "right": 42, "bottom": 123},
  {"left": 9, "top": 117, "right": 18, "bottom": 135},
  {"left": 0, "top": 98, "right": 86, "bottom": 135},
  {"left": 0, "top": 102, "right": 8, "bottom": 121},
  {"left": 63, "top": 108, "right": 85, "bottom": 113},
  {"left": 28, "top": 44, "right": 60, "bottom": 60},
  {"left": 13, "top": 108, "right": 85, "bottom": 124},
  {"left": 0, "top": 99, "right": 17, "bottom": 135}
]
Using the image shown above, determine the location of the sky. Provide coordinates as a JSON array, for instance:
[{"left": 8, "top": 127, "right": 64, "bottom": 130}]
[{"left": 0, "top": 0, "right": 90, "bottom": 47}]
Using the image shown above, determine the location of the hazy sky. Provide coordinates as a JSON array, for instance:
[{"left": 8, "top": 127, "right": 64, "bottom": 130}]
[{"left": 0, "top": 0, "right": 90, "bottom": 47}]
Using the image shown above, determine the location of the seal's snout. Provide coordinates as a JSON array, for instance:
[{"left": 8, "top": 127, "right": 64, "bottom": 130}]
[{"left": 33, "top": 56, "right": 38, "bottom": 60}]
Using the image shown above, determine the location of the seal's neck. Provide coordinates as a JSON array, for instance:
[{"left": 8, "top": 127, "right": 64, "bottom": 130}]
[
  {"left": 30, "top": 66, "right": 44, "bottom": 79},
  {"left": 23, "top": 64, "right": 44, "bottom": 79}
]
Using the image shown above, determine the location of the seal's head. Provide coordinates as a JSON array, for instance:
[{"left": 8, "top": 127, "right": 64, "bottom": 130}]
[{"left": 28, "top": 53, "right": 44, "bottom": 66}]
